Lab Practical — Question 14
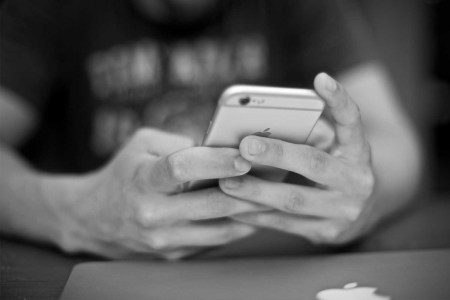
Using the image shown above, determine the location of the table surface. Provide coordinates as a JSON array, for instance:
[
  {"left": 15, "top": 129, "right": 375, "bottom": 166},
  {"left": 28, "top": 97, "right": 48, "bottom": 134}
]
[{"left": 2, "top": 194, "right": 450, "bottom": 300}]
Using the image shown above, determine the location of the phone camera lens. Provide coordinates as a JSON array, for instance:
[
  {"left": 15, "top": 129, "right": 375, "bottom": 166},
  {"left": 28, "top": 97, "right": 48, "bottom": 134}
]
[{"left": 239, "top": 96, "right": 251, "bottom": 106}]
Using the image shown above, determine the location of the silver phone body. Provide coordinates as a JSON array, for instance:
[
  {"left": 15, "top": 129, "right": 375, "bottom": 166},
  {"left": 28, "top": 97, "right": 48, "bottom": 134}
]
[{"left": 188, "top": 85, "right": 324, "bottom": 190}]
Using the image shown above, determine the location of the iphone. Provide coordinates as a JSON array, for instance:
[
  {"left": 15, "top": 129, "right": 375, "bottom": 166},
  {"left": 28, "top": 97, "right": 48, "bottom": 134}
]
[{"left": 188, "top": 85, "right": 324, "bottom": 190}]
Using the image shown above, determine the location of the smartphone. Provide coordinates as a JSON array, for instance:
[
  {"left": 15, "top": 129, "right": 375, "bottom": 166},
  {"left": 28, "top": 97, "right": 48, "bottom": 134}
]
[{"left": 188, "top": 85, "right": 324, "bottom": 190}]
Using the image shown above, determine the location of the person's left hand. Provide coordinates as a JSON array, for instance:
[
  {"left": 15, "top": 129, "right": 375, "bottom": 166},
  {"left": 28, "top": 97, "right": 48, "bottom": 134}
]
[{"left": 218, "top": 73, "right": 376, "bottom": 245}]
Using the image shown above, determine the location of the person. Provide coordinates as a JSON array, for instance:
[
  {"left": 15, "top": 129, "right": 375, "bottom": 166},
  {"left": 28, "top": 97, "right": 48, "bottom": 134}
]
[{"left": 0, "top": 0, "right": 422, "bottom": 260}]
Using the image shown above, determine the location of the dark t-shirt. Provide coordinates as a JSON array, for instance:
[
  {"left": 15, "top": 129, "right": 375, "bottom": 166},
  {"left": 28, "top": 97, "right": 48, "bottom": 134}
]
[{"left": 0, "top": 0, "right": 374, "bottom": 173}]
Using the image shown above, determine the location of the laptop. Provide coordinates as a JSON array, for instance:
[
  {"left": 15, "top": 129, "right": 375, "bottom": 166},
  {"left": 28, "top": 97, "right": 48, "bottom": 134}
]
[{"left": 60, "top": 249, "right": 450, "bottom": 300}]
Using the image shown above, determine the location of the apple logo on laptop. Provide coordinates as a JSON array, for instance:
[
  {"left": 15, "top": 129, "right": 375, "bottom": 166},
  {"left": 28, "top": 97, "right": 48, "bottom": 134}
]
[
  {"left": 252, "top": 128, "right": 272, "bottom": 138},
  {"left": 316, "top": 282, "right": 391, "bottom": 300}
]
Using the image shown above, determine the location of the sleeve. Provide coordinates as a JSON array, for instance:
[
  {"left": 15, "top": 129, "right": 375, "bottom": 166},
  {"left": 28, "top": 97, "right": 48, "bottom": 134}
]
[
  {"left": 274, "top": 0, "right": 378, "bottom": 86},
  {"left": 0, "top": 0, "right": 60, "bottom": 108}
]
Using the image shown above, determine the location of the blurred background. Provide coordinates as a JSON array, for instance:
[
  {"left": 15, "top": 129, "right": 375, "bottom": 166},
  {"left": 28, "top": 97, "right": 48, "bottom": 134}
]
[
  {"left": 355, "top": 0, "right": 449, "bottom": 194},
  {"left": 0, "top": 0, "right": 448, "bottom": 191}
]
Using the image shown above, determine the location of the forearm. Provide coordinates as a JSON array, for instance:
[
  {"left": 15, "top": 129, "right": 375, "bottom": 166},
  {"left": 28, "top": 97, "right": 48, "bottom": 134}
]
[
  {"left": 347, "top": 128, "right": 422, "bottom": 238},
  {"left": 339, "top": 63, "right": 423, "bottom": 230},
  {"left": 368, "top": 127, "right": 422, "bottom": 219},
  {"left": 0, "top": 144, "right": 85, "bottom": 248}
]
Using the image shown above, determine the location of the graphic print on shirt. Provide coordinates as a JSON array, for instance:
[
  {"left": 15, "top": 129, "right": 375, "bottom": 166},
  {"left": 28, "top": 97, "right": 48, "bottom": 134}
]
[{"left": 87, "top": 35, "right": 268, "bottom": 157}]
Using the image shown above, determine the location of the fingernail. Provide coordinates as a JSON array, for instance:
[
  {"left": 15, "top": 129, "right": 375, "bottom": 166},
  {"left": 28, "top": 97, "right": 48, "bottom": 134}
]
[
  {"left": 223, "top": 177, "right": 241, "bottom": 189},
  {"left": 325, "top": 73, "right": 337, "bottom": 92},
  {"left": 234, "top": 156, "right": 251, "bottom": 172},
  {"left": 247, "top": 139, "right": 265, "bottom": 156}
]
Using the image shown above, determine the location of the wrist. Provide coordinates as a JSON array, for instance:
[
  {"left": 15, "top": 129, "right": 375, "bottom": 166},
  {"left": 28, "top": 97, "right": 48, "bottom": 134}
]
[{"left": 38, "top": 172, "right": 99, "bottom": 253}]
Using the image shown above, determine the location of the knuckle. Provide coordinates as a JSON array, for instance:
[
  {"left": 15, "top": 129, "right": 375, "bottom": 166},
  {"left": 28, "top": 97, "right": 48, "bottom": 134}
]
[
  {"left": 316, "top": 226, "right": 341, "bottom": 244},
  {"left": 342, "top": 206, "right": 362, "bottom": 223},
  {"left": 135, "top": 208, "right": 149, "bottom": 227},
  {"left": 346, "top": 104, "right": 362, "bottom": 127},
  {"left": 270, "top": 141, "right": 285, "bottom": 158},
  {"left": 136, "top": 209, "right": 157, "bottom": 228},
  {"left": 147, "top": 234, "right": 168, "bottom": 251},
  {"left": 238, "top": 213, "right": 265, "bottom": 227},
  {"left": 132, "top": 160, "right": 152, "bottom": 192},
  {"left": 356, "top": 170, "right": 375, "bottom": 199},
  {"left": 166, "top": 153, "right": 187, "bottom": 182},
  {"left": 133, "top": 128, "right": 153, "bottom": 141},
  {"left": 363, "top": 170, "right": 376, "bottom": 191},
  {"left": 219, "top": 228, "right": 240, "bottom": 244},
  {"left": 218, "top": 225, "right": 251, "bottom": 244},
  {"left": 306, "top": 149, "right": 329, "bottom": 174},
  {"left": 160, "top": 250, "right": 189, "bottom": 261},
  {"left": 335, "top": 80, "right": 344, "bottom": 94},
  {"left": 272, "top": 215, "right": 290, "bottom": 231},
  {"left": 356, "top": 140, "right": 372, "bottom": 164},
  {"left": 242, "top": 181, "right": 261, "bottom": 198},
  {"left": 283, "top": 190, "right": 306, "bottom": 214},
  {"left": 59, "top": 232, "right": 79, "bottom": 255},
  {"left": 250, "top": 185, "right": 262, "bottom": 198},
  {"left": 352, "top": 102, "right": 362, "bottom": 117},
  {"left": 135, "top": 202, "right": 168, "bottom": 228},
  {"left": 203, "top": 195, "right": 233, "bottom": 218},
  {"left": 364, "top": 141, "right": 373, "bottom": 159}
]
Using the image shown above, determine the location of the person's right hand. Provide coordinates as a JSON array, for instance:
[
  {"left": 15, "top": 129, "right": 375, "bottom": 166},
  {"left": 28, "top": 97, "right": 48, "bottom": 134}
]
[{"left": 57, "top": 128, "right": 263, "bottom": 260}]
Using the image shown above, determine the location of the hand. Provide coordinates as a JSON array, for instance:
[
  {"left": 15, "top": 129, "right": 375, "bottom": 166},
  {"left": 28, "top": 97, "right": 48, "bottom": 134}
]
[
  {"left": 218, "top": 73, "right": 375, "bottom": 245},
  {"left": 59, "top": 128, "right": 264, "bottom": 259}
]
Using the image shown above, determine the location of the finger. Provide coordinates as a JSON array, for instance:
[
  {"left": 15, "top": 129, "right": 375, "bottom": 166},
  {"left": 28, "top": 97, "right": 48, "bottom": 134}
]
[
  {"left": 306, "top": 118, "right": 335, "bottom": 151},
  {"left": 131, "top": 128, "right": 195, "bottom": 156},
  {"left": 219, "top": 175, "right": 357, "bottom": 219},
  {"left": 158, "top": 248, "right": 204, "bottom": 261},
  {"left": 146, "top": 147, "right": 252, "bottom": 193},
  {"left": 239, "top": 136, "right": 346, "bottom": 186},
  {"left": 68, "top": 238, "right": 130, "bottom": 259},
  {"left": 76, "top": 235, "right": 195, "bottom": 260},
  {"left": 116, "top": 242, "right": 202, "bottom": 260},
  {"left": 144, "top": 221, "right": 256, "bottom": 251},
  {"left": 233, "top": 211, "right": 344, "bottom": 244},
  {"left": 314, "top": 73, "right": 370, "bottom": 160},
  {"left": 136, "top": 187, "right": 268, "bottom": 227},
  {"left": 122, "top": 248, "right": 202, "bottom": 261}
]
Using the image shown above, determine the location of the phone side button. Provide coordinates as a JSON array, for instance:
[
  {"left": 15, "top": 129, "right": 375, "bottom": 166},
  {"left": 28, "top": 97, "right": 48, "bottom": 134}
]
[
  {"left": 201, "top": 121, "right": 213, "bottom": 146},
  {"left": 206, "top": 121, "right": 212, "bottom": 135}
]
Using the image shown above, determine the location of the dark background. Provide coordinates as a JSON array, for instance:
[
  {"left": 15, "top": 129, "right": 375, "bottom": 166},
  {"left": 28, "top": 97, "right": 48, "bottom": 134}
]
[
  {"left": 0, "top": 0, "right": 449, "bottom": 190},
  {"left": 357, "top": 0, "right": 450, "bottom": 192}
]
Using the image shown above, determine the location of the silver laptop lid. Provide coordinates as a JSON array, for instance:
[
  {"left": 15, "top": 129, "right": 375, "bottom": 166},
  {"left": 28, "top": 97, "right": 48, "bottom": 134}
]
[{"left": 60, "top": 249, "right": 450, "bottom": 300}]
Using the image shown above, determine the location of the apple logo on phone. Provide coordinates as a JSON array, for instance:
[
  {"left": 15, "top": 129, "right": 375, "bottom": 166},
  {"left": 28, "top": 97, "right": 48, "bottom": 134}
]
[
  {"left": 252, "top": 128, "right": 272, "bottom": 138},
  {"left": 316, "top": 282, "right": 391, "bottom": 300}
]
